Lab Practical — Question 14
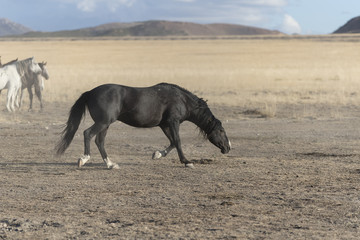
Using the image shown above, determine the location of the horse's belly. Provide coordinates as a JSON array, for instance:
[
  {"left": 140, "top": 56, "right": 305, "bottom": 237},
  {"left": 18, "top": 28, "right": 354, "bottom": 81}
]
[{"left": 118, "top": 112, "right": 162, "bottom": 128}]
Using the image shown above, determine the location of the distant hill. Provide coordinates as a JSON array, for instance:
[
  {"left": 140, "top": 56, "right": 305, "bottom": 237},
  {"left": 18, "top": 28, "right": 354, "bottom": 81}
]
[
  {"left": 22, "top": 20, "right": 282, "bottom": 38},
  {"left": 0, "top": 18, "right": 32, "bottom": 36},
  {"left": 333, "top": 16, "right": 360, "bottom": 33}
]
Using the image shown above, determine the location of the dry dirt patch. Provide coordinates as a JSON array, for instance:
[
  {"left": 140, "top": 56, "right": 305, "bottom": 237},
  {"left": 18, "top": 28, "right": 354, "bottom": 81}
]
[{"left": 0, "top": 102, "right": 360, "bottom": 239}]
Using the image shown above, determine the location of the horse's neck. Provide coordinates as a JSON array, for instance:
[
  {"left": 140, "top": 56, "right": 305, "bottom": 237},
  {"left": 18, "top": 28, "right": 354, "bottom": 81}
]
[
  {"left": 20, "top": 71, "right": 36, "bottom": 85},
  {"left": 188, "top": 107, "right": 216, "bottom": 135}
]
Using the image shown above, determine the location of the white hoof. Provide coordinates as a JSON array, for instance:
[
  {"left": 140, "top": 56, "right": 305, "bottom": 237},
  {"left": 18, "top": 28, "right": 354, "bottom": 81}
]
[
  {"left": 152, "top": 151, "right": 162, "bottom": 159},
  {"left": 77, "top": 159, "right": 83, "bottom": 167},
  {"left": 185, "top": 163, "right": 195, "bottom": 168},
  {"left": 103, "top": 158, "right": 120, "bottom": 169},
  {"left": 109, "top": 163, "right": 120, "bottom": 170},
  {"left": 78, "top": 155, "right": 90, "bottom": 167}
]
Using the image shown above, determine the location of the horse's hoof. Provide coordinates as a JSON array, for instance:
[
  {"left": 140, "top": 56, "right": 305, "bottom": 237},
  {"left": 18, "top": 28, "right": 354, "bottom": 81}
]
[
  {"left": 185, "top": 163, "right": 195, "bottom": 168},
  {"left": 109, "top": 164, "right": 120, "bottom": 170},
  {"left": 78, "top": 158, "right": 84, "bottom": 167},
  {"left": 78, "top": 155, "right": 90, "bottom": 167},
  {"left": 152, "top": 151, "right": 162, "bottom": 159}
]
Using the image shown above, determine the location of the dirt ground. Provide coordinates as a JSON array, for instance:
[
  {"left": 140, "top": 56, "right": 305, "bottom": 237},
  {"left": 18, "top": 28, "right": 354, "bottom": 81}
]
[{"left": 1, "top": 100, "right": 360, "bottom": 239}]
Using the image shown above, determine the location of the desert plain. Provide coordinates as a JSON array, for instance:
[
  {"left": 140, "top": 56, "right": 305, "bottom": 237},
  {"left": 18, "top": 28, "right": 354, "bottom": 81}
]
[{"left": 0, "top": 35, "right": 360, "bottom": 239}]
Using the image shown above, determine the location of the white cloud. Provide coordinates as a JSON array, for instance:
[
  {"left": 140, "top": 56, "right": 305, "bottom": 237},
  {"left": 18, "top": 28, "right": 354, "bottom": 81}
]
[
  {"left": 51, "top": 0, "right": 291, "bottom": 32},
  {"left": 281, "top": 14, "right": 301, "bottom": 34},
  {"left": 77, "top": 0, "right": 96, "bottom": 12},
  {"left": 152, "top": 0, "right": 287, "bottom": 28},
  {"left": 61, "top": 0, "right": 135, "bottom": 12},
  {"left": 242, "top": 0, "right": 287, "bottom": 7},
  {"left": 106, "top": 0, "right": 136, "bottom": 12}
]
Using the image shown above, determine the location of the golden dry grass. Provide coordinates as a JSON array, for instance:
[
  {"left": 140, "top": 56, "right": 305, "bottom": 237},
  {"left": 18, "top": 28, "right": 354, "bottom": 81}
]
[{"left": 1, "top": 37, "right": 360, "bottom": 111}]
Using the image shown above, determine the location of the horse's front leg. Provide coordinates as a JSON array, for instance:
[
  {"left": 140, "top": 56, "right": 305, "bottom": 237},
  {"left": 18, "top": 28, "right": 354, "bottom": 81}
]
[
  {"left": 168, "top": 121, "right": 194, "bottom": 168},
  {"left": 34, "top": 84, "right": 44, "bottom": 110},
  {"left": 27, "top": 86, "right": 33, "bottom": 111}
]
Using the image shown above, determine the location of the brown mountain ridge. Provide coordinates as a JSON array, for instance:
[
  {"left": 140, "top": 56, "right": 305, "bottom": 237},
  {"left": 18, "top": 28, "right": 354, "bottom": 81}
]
[
  {"left": 22, "top": 20, "right": 283, "bottom": 37},
  {"left": 0, "top": 18, "right": 32, "bottom": 37},
  {"left": 334, "top": 16, "right": 360, "bottom": 34}
]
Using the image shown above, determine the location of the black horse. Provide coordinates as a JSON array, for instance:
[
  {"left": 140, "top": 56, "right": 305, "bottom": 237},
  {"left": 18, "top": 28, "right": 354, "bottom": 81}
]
[{"left": 56, "top": 83, "right": 231, "bottom": 169}]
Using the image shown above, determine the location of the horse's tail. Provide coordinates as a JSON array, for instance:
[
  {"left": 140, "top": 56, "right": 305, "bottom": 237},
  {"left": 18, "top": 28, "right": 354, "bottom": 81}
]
[{"left": 55, "top": 91, "right": 89, "bottom": 155}]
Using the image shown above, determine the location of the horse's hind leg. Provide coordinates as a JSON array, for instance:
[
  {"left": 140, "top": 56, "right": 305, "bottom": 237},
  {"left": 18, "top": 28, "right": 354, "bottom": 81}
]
[
  {"left": 78, "top": 122, "right": 108, "bottom": 167},
  {"left": 34, "top": 84, "right": 43, "bottom": 110},
  {"left": 152, "top": 125, "right": 175, "bottom": 159},
  {"left": 27, "top": 87, "right": 34, "bottom": 111},
  {"left": 95, "top": 128, "right": 119, "bottom": 169},
  {"left": 6, "top": 88, "right": 15, "bottom": 112},
  {"left": 6, "top": 92, "right": 12, "bottom": 112},
  {"left": 14, "top": 88, "right": 20, "bottom": 108},
  {"left": 19, "top": 89, "right": 24, "bottom": 109}
]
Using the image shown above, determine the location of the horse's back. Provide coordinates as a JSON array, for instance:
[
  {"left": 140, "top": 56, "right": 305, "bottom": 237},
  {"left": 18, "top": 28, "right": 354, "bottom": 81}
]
[
  {"left": 0, "top": 65, "right": 21, "bottom": 90},
  {"left": 86, "top": 83, "right": 188, "bottom": 127},
  {"left": 119, "top": 84, "right": 174, "bottom": 127},
  {"left": 87, "top": 83, "right": 179, "bottom": 109}
]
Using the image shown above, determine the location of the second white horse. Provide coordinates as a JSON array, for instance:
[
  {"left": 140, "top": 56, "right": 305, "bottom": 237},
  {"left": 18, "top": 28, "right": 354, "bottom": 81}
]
[{"left": 0, "top": 57, "right": 42, "bottom": 112}]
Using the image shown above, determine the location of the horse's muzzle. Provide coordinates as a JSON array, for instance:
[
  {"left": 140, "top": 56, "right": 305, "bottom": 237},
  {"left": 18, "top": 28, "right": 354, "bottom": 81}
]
[
  {"left": 221, "top": 140, "right": 231, "bottom": 154},
  {"left": 221, "top": 148, "right": 230, "bottom": 154}
]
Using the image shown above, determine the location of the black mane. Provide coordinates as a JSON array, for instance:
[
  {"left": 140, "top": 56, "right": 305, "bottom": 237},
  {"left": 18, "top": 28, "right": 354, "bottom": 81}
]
[
  {"left": 197, "top": 111, "right": 222, "bottom": 138},
  {"left": 156, "top": 82, "right": 209, "bottom": 109},
  {"left": 156, "top": 83, "right": 222, "bottom": 137}
]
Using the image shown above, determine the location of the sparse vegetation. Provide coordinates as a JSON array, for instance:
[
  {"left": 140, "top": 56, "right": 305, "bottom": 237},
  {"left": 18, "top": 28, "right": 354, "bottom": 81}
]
[{"left": 1, "top": 36, "right": 359, "bottom": 118}]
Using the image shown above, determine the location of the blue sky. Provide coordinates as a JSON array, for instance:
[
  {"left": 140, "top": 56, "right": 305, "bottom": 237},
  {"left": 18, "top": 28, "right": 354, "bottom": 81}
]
[{"left": 0, "top": 0, "right": 358, "bottom": 34}]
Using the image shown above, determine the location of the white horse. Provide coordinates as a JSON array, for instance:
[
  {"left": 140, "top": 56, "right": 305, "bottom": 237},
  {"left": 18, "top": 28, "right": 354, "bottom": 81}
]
[
  {"left": 0, "top": 57, "right": 42, "bottom": 112},
  {"left": 19, "top": 61, "right": 50, "bottom": 111}
]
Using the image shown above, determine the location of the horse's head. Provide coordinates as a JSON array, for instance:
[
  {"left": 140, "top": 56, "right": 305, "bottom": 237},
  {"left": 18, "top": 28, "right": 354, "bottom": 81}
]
[
  {"left": 29, "top": 57, "right": 42, "bottom": 74},
  {"left": 39, "top": 61, "right": 49, "bottom": 80},
  {"left": 207, "top": 123, "right": 231, "bottom": 154}
]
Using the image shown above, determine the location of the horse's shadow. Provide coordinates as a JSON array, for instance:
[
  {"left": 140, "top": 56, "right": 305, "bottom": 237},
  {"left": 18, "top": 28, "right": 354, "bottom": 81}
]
[
  {"left": 0, "top": 156, "right": 218, "bottom": 172},
  {"left": 0, "top": 162, "right": 76, "bottom": 167},
  {"left": 0, "top": 161, "right": 145, "bottom": 171}
]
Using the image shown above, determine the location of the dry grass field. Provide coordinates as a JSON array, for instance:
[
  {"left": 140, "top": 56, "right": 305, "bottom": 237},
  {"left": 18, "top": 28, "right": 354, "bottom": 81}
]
[
  {"left": 0, "top": 36, "right": 360, "bottom": 110},
  {"left": 1, "top": 36, "right": 360, "bottom": 239}
]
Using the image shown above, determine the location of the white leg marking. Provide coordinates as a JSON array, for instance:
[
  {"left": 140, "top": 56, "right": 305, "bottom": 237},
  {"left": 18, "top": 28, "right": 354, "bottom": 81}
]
[
  {"left": 229, "top": 140, "right": 232, "bottom": 149},
  {"left": 103, "top": 158, "right": 120, "bottom": 170},
  {"left": 152, "top": 151, "right": 162, "bottom": 159},
  {"left": 78, "top": 155, "right": 90, "bottom": 167},
  {"left": 185, "top": 163, "right": 195, "bottom": 169}
]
